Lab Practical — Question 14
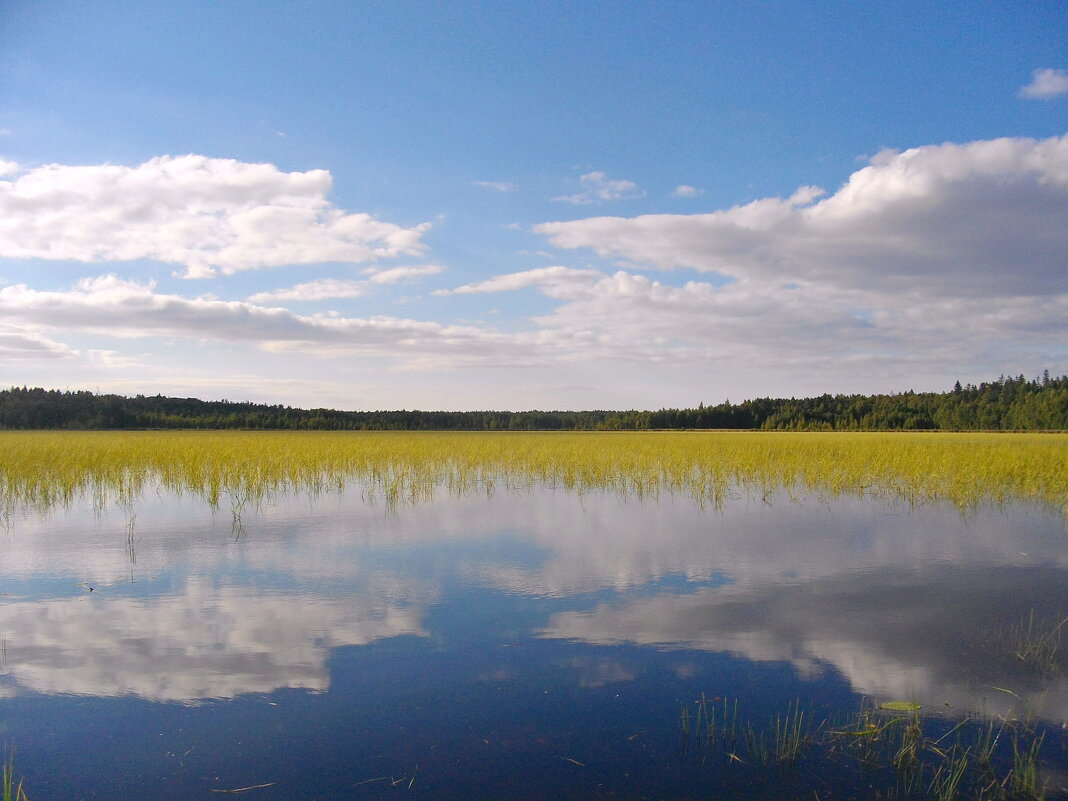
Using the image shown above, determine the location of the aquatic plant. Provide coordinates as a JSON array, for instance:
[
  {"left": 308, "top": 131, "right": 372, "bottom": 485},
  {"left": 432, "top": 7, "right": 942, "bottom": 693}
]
[
  {"left": 681, "top": 697, "right": 1056, "bottom": 800},
  {"left": 1, "top": 750, "right": 28, "bottom": 801},
  {"left": 0, "top": 431, "right": 1063, "bottom": 518},
  {"left": 1012, "top": 612, "right": 1067, "bottom": 676}
]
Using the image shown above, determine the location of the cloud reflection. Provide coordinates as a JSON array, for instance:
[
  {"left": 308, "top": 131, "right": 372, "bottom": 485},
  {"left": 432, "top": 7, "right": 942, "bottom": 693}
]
[
  {"left": 540, "top": 565, "right": 1068, "bottom": 721},
  {"left": 0, "top": 578, "right": 428, "bottom": 702}
]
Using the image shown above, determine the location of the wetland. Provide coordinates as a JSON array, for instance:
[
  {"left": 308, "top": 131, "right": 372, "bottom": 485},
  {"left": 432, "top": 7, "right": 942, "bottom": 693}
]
[{"left": 0, "top": 431, "right": 1066, "bottom": 799}]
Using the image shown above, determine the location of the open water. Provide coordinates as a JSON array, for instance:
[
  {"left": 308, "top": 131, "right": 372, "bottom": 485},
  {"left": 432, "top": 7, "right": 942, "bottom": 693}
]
[{"left": 1, "top": 484, "right": 1066, "bottom": 799}]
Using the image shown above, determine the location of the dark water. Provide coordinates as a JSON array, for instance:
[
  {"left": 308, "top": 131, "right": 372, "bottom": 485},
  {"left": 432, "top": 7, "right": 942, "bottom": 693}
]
[{"left": 1, "top": 487, "right": 1067, "bottom": 799}]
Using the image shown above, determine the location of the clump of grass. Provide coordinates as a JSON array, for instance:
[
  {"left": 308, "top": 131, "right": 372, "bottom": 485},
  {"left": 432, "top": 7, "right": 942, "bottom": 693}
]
[
  {"left": 1008, "top": 730, "right": 1047, "bottom": 800},
  {"left": 928, "top": 746, "right": 970, "bottom": 801},
  {"left": 681, "top": 696, "right": 1055, "bottom": 800},
  {"left": 1012, "top": 612, "right": 1067, "bottom": 676},
  {"left": 2, "top": 750, "right": 28, "bottom": 801}
]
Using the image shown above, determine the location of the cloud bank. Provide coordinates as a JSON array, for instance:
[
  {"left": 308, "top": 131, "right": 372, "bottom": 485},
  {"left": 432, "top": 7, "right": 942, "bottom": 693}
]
[
  {"left": 0, "top": 154, "right": 430, "bottom": 278},
  {"left": 535, "top": 135, "right": 1068, "bottom": 298}
]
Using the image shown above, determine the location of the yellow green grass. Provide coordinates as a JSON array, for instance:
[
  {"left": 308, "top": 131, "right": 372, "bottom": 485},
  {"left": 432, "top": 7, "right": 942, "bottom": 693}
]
[{"left": 0, "top": 430, "right": 1064, "bottom": 516}]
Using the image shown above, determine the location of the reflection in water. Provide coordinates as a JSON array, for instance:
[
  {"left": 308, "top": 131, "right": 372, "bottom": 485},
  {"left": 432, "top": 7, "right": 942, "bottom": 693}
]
[
  {"left": 541, "top": 565, "right": 1068, "bottom": 721},
  {"left": 0, "top": 483, "right": 1066, "bottom": 799},
  {"left": 0, "top": 578, "right": 428, "bottom": 702}
]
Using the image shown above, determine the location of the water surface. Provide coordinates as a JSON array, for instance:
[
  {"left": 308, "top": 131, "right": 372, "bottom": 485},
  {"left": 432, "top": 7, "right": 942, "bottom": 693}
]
[{"left": 1, "top": 483, "right": 1066, "bottom": 799}]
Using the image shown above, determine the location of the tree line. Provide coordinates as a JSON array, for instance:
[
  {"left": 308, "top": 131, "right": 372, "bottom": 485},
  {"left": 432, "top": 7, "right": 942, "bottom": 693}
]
[{"left": 0, "top": 373, "right": 1065, "bottom": 431}]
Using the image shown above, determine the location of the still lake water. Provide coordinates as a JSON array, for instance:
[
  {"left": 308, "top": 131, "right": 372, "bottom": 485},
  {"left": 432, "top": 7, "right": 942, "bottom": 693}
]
[{"left": 1, "top": 483, "right": 1067, "bottom": 799}]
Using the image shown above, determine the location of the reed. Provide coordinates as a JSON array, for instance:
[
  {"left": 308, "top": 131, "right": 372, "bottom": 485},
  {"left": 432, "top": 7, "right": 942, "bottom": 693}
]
[{"left": 0, "top": 430, "right": 1063, "bottom": 517}]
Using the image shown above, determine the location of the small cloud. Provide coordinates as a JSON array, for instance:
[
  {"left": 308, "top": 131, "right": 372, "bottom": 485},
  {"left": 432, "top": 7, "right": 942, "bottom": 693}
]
[
  {"left": 1019, "top": 68, "right": 1068, "bottom": 99},
  {"left": 0, "top": 159, "right": 18, "bottom": 177},
  {"left": 472, "top": 180, "right": 518, "bottom": 193},
  {"left": 435, "top": 266, "right": 602, "bottom": 296},
  {"left": 0, "top": 128, "right": 11, "bottom": 136},
  {"left": 670, "top": 185, "right": 703, "bottom": 198},
  {"left": 364, "top": 264, "right": 444, "bottom": 284},
  {"left": 552, "top": 171, "right": 644, "bottom": 205},
  {"left": 88, "top": 349, "right": 146, "bottom": 369},
  {"left": 276, "top": 131, "right": 287, "bottom": 138},
  {"left": 248, "top": 279, "right": 370, "bottom": 303}
]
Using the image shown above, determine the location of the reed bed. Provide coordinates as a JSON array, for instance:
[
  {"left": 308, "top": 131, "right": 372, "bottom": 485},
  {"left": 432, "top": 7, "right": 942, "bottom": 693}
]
[{"left": 0, "top": 430, "right": 1064, "bottom": 516}]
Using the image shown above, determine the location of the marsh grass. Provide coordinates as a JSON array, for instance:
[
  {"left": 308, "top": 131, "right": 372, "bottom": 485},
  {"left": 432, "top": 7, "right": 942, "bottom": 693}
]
[
  {"left": 682, "top": 697, "right": 1054, "bottom": 800},
  {"left": 1012, "top": 612, "right": 1067, "bottom": 676},
  {"left": 1, "top": 750, "right": 28, "bottom": 801},
  {"left": 0, "top": 431, "right": 1063, "bottom": 518}
]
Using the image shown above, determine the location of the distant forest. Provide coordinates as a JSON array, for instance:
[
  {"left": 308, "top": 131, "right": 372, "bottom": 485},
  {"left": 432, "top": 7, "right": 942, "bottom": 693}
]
[{"left": 1, "top": 373, "right": 1066, "bottom": 431}]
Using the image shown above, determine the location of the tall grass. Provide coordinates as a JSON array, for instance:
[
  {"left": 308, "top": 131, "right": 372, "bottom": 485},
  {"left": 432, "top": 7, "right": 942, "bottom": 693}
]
[{"left": 0, "top": 430, "right": 1063, "bottom": 516}]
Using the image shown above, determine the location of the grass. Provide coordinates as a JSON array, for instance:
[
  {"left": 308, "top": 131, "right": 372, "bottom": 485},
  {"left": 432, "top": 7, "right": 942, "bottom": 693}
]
[
  {"left": 0, "top": 430, "right": 1063, "bottom": 517},
  {"left": 681, "top": 697, "right": 1054, "bottom": 800},
  {"left": 1012, "top": 612, "right": 1067, "bottom": 676},
  {"left": 1, "top": 751, "right": 28, "bottom": 801}
]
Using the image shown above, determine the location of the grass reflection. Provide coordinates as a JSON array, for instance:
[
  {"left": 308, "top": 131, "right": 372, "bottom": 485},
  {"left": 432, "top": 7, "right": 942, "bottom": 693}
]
[{"left": 0, "top": 430, "right": 1064, "bottom": 516}]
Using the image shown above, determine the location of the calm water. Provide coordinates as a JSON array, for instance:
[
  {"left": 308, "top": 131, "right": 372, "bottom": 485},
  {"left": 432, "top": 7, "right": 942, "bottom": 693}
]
[{"left": 1, "top": 485, "right": 1067, "bottom": 799}]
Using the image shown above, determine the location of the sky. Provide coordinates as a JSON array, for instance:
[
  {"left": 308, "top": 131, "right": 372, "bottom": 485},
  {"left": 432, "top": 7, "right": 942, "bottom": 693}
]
[{"left": 0, "top": 1, "right": 1066, "bottom": 411}]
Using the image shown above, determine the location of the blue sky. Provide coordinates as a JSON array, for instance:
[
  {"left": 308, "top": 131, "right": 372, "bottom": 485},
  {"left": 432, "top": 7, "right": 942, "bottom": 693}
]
[{"left": 1, "top": 1, "right": 1066, "bottom": 410}]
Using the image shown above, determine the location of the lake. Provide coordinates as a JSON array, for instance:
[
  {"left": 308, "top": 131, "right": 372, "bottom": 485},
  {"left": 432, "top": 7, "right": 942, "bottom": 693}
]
[{"left": 0, "top": 432, "right": 1066, "bottom": 799}]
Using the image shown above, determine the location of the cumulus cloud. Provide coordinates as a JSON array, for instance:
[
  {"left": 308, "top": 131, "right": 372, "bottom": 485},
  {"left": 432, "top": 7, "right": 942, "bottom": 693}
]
[
  {"left": 0, "top": 154, "right": 430, "bottom": 278},
  {"left": 472, "top": 180, "right": 518, "bottom": 193},
  {"left": 1019, "top": 68, "right": 1068, "bottom": 99},
  {"left": 670, "top": 184, "right": 703, "bottom": 197},
  {"left": 536, "top": 134, "right": 1068, "bottom": 297},
  {"left": 553, "top": 171, "right": 644, "bottom": 205}
]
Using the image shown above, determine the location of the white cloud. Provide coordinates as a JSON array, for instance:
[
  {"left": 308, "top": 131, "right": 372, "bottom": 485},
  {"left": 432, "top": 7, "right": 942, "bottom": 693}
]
[
  {"left": 1019, "top": 68, "right": 1068, "bottom": 99},
  {"left": 535, "top": 134, "right": 1068, "bottom": 298},
  {"left": 364, "top": 264, "right": 444, "bottom": 283},
  {"left": 0, "top": 159, "right": 18, "bottom": 177},
  {"left": 435, "top": 266, "right": 602, "bottom": 295},
  {"left": 0, "top": 275, "right": 532, "bottom": 367},
  {"left": 0, "top": 154, "right": 430, "bottom": 278},
  {"left": 670, "top": 184, "right": 703, "bottom": 197},
  {"left": 472, "top": 180, "right": 518, "bottom": 193},
  {"left": 552, "top": 171, "right": 644, "bottom": 205},
  {"left": 247, "top": 278, "right": 371, "bottom": 303},
  {"left": 7, "top": 253, "right": 1063, "bottom": 386},
  {"left": 246, "top": 265, "right": 443, "bottom": 302},
  {"left": 0, "top": 326, "right": 78, "bottom": 359}
]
